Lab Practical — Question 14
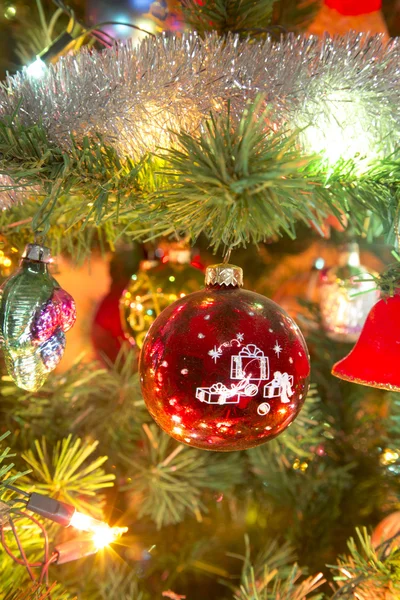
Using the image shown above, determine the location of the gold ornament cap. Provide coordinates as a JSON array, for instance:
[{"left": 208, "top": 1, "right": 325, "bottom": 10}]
[
  {"left": 205, "top": 264, "right": 243, "bottom": 287},
  {"left": 22, "top": 243, "right": 51, "bottom": 263}
]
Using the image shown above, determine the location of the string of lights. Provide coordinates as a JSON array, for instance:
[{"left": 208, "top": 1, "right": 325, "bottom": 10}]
[
  {"left": 25, "top": 0, "right": 156, "bottom": 77},
  {"left": 0, "top": 483, "right": 127, "bottom": 586}
]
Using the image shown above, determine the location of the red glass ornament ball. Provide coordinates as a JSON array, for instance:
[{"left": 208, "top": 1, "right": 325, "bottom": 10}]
[{"left": 140, "top": 282, "right": 311, "bottom": 451}]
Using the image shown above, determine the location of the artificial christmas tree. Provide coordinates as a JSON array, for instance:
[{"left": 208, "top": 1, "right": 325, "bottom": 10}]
[{"left": 0, "top": 1, "right": 399, "bottom": 599}]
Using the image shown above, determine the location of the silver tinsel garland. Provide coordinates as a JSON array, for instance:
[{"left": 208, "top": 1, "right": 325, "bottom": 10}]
[
  {"left": 0, "top": 175, "right": 35, "bottom": 210},
  {"left": 0, "top": 32, "right": 399, "bottom": 187}
]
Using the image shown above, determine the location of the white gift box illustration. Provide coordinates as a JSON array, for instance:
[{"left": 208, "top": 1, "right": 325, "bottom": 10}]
[
  {"left": 196, "top": 380, "right": 260, "bottom": 405},
  {"left": 263, "top": 371, "right": 294, "bottom": 403},
  {"left": 196, "top": 382, "right": 241, "bottom": 404},
  {"left": 231, "top": 344, "right": 269, "bottom": 381}
]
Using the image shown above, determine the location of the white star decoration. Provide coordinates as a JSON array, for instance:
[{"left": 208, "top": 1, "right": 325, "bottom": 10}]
[
  {"left": 273, "top": 341, "right": 282, "bottom": 357},
  {"left": 236, "top": 333, "right": 244, "bottom": 342},
  {"left": 208, "top": 345, "right": 223, "bottom": 363}
]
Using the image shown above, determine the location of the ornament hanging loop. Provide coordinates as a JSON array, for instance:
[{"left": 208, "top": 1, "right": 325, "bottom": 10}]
[
  {"left": 33, "top": 229, "right": 46, "bottom": 247},
  {"left": 223, "top": 247, "right": 232, "bottom": 264}
]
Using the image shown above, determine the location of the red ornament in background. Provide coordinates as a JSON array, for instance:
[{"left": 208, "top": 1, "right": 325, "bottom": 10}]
[
  {"left": 325, "top": 0, "right": 381, "bottom": 15},
  {"left": 140, "top": 264, "right": 310, "bottom": 452},
  {"left": 332, "top": 291, "right": 400, "bottom": 391},
  {"left": 91, "top": 245, "right": 143, "bottom": 365},
  {"left": 372, "top": 512, "right": 400, "bottom": 551}
]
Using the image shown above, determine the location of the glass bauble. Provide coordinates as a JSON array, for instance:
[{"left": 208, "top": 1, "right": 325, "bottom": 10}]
[
  {"left": 140, "top": 264, "right": 310, "bottom": 451},
  {"left": 0, "top": 244, "right": 76, "bottom": 391},
  {"left": 120, "top": 255, "right": 204, "bottom": 350},
  {"left": 319, "top": 243, "right": 379, "bottom": 343}
]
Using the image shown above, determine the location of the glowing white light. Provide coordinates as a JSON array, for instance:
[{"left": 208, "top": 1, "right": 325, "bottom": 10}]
[
  {"left": 26, "top": 58, "right": 47, "bottom": 79},
  {"left": 299, "top": 91, "right": 384, "bottom": 169},
  {"left": 70, "top": 511, "right": 103, "bottom": 532},
  {"left": 70, "top": 511, "right": 127, "bottom": 550},
  {"left": 314, "top": 257, "right": 325, "bottom": 270},
  {"left": 92, "top": 524, "right": 128, "bottom": 550}
]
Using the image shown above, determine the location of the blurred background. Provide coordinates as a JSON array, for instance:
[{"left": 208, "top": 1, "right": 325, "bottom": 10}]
[{"left": 0, "top": 0, "right": 399, "bottom": 371}]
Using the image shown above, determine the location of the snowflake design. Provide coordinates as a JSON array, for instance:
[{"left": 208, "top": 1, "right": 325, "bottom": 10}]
[
  {"left": 208, "top": 345, "right": 223, "bottom": 363},
  {"left": 236, "top": 333, "right": 244, "bottom": 342},
  {"left": 273, "top": 341, "right": 282, "bottom": 357}
]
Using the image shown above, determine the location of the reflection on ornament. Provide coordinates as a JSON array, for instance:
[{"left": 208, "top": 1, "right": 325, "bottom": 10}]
[
  {"left": 320, "top": 243, "right": 378, "bottom": 343},
  {"left": 120, "top": 249, "right": 204, "bottom": 349},
  {"left": 0, "top": 244, "right": 76, "bottom": 391},
  {"left": 140, "top": 263, "right": 310, "bottom": 451},
  {"left": 332, "top": 290, "right": 400, "bottom": 391}
]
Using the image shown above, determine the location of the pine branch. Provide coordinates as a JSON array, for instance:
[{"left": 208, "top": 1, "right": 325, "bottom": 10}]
[
  {"left": 181, "top": 0, "right": 276, "bottom": 36},
  {"left": 156, "top": 101, "right": 341, "bottom": 251},
  {"left": 231, "top": 537, "right": 324, "bottom": 600},
  {"left": 0, "top": 101, "right": 399, "bottom": 254},
  {"left": 121, "top": 424, "right": 245, "bottom": 529},
  {"left": 1, "top": 350, "right": 147, "bottom": 458},
  {"left": 3, "top": 582, "right": 74, "bottom": 600},
  {"left": 330, "top": 528, "right": 400, "bottom": 599},
  {"left": 247, "top": 385, "right": 324, "bottom": 471},
  {"left": 0, "top": 115, "right": 153, "bottom": 236},
  {"left": 271, "top": 0, "right": 321, "bottom": 32},
  {"left": 0, "top": 431, "right": 17, "bottom": 487},
  {"left": 21, "top": 435, "right": 115, "bottom": 518}
]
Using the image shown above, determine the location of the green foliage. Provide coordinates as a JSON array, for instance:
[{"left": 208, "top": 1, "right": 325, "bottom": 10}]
[
  {"left": 271, "top": 0, "right": 321, "bottom": 32},
  {"left": 181, "top": 0, "right": 321, "bottom": 35},
  {"left": 3, "top": 581, "right": 75, "bottom": 600},
  {"left": 0, "top": 114, "right": 153, "bottom": 242},
  {"left": 121, "top": 423, "right": 244, "bottom": 528},
  {"left": 181, "top": 0, "right": 276, "bottom": 36},
  {"left": 21, "top": 435, "right": 115, "bottom": 517},
  {"left": 331, "top": 528, "right": 400, "bottom": 598},
  {"left": 231, "top": 538, "right": 324, "bottom": 599},
  {"left": 0, "top": 431, "right": 30, "bottom": 497},
  {"left": 248, "top": 385, "right": 324, "bottom": 466},
  {"left": 0, "top": 431, "right": 17, "bottom": 487},
  {"left": 157, "top": 100, "right": 342, "bottom": 250},
  {"left": 1, "top": 103, "right": 400, "bottom": 256}
]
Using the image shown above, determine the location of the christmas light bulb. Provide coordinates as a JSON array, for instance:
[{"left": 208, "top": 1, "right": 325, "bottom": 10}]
[
  {"left": 69, "top": 511, "right": 128, "bottom": 549},
  {"left": 69, "top": 511, "right": 104, "bottom": 532},
  {"left": 26, "top": 58, "right": 46, "bottom": 79},
  {"left": 92, "top": 525, "right": 127, "bottom": 550}
]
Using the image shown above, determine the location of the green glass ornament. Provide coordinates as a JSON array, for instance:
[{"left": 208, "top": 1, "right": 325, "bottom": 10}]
[
  {"left": 0, "top": 244, "right": 76, "bottom": 391},
  {"left": 120, "top": 249, "right": 204, "bottom": 350}
]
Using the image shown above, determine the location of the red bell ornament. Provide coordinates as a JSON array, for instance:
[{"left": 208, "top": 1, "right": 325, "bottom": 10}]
[
  {"left": 332, "top": 286, "right": 400, "bottom": 391},
  {"left": 325, "top": 0, "right": 381, "bottom": 15},
  {"left": 140, "top": 264, "right": 311, "bottom": 451}
]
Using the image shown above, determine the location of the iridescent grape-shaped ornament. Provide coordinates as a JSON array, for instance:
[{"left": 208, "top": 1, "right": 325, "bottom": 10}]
[{"left": 0, "top": 244, "right": 76, "bottom": 391}]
